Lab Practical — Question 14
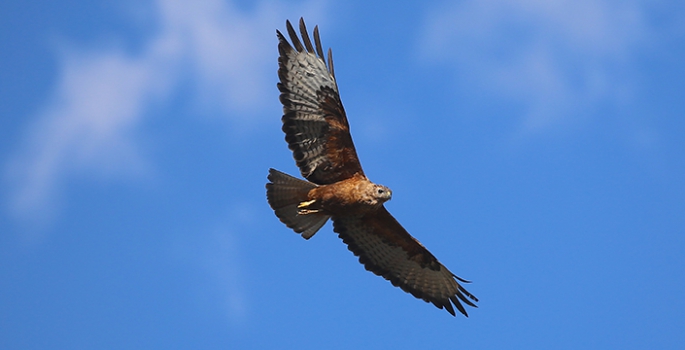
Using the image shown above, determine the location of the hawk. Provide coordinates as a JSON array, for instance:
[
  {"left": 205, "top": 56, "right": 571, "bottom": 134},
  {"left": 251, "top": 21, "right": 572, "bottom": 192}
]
[{"left": 266, "top": 18, "right": 478, "bottom": 317}]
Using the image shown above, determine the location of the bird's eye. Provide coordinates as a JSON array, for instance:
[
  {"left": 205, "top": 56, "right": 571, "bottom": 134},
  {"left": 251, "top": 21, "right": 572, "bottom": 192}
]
[{"left": 377, "top": 188, "right": 384, "bottom": 194}]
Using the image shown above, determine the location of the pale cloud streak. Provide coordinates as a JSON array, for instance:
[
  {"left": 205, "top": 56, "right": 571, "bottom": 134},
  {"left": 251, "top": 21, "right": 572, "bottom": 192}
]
[
  {"left": 420, "top": 0, "right": 648, "bottom": 132},
  {"left": 5, "top": 0, "right": 324, "bottom": 219}
]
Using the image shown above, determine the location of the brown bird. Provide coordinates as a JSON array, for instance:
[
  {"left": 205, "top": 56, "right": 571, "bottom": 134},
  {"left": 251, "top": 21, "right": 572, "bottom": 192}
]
[{"left": 266, "top": 18, "right": 478, "bottom": 317}]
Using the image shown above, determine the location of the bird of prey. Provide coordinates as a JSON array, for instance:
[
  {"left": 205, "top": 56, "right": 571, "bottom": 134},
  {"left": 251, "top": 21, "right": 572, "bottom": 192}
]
[{"left": 266, "top": 18, "right": 478, "bottom": 317}]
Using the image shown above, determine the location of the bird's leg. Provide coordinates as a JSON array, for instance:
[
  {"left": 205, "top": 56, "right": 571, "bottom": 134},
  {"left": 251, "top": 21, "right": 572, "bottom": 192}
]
[{"left": 297, "top": 199, "right": 320, "bottom": 215}]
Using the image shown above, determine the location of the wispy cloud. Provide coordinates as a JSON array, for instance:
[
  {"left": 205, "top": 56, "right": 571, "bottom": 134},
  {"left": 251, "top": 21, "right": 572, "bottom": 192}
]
[
  {"left": 165, "top": 199, "right": 260, "bottom": 326},
  {"left": 5, "top": 0, "right": 324, "bottom": 219},
  {"left": 420, "top": 0, "right": 648, "bottom": 133}
]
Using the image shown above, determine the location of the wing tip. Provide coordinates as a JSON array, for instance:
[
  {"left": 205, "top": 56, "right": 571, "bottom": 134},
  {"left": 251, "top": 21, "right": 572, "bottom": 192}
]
[{"left": 279, "top": 18, "right": 335, "bottom": 78}]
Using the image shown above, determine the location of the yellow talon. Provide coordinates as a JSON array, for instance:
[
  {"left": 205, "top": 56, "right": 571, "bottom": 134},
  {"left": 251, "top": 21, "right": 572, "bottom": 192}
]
[
  {"left": 297, "top": 199, "right": 319, "bottom": 215},
  {"left": 298, "top": 209, "right": 320, "bottom": 215},
  {"left": 298, "top": 199, "right": 316, "bottom": 208}
]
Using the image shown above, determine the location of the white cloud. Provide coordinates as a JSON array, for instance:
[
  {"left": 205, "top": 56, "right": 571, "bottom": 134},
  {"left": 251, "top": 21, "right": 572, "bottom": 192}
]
[
  {"left": 420, "top": 0, "right": 648, "bottom": 133},
  {"left": 5, "top": 0, "right": 325, "bottom": 219},
  {"left": 5, "top": 49, "right": 161, "bottom": 221}
]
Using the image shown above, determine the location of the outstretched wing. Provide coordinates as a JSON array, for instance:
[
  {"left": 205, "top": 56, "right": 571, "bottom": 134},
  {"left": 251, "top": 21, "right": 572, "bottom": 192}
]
[
  {"left": 333, "top": 206, "right": 479, "bottom": 317},
  {"left": 277, "top": 18, "right": 364, "bottom": 185}
]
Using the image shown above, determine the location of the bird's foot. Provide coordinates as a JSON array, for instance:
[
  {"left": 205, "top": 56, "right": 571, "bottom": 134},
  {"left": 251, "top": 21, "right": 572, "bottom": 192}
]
[{"left": 297, "top": 199, "right": 319, "bottom": 215}]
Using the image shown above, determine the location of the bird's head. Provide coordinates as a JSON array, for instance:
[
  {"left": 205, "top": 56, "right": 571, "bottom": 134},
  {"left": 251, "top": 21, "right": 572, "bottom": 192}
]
[{"left": 373, "top": 184, "right": 392, "bottom": 203}]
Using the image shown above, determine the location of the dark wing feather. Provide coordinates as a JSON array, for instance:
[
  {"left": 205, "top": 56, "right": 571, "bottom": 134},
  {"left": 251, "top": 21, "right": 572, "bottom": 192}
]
[
  {"left": 277, "top": 18, "right": 364, "bottom": 185},
  {"left": 333, "top": 206, "right": 479, "bottom": 317}
]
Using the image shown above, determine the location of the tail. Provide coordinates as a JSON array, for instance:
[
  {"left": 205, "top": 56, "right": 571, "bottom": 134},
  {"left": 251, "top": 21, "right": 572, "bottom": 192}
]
[{"left": 266, "top": 168, "right": 330, "bottom": 239}]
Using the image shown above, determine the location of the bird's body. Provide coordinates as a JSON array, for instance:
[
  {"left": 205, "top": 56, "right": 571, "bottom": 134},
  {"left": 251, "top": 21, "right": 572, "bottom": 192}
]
[
  {"left": 266, "top": 18, "right": 478, "bottom": 317},
  {"left": 304, "top": 173, "right": 391, "bottom": 215}
]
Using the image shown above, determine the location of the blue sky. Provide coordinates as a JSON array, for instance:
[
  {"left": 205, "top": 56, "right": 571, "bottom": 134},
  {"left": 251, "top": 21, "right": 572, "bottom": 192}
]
[{"left": 1, "top": 0, "right": 684, "bottom": 348}]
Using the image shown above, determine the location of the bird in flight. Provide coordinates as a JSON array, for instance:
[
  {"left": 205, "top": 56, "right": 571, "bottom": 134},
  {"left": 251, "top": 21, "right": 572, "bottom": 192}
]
[{"left": 266, "top": 18, "right": 478, "bottom": 317}]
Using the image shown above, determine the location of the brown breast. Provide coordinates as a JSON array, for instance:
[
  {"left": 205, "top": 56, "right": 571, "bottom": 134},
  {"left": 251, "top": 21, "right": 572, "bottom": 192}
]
[{"left": 308, "top": 173, "right": 378, "bottom": 216}]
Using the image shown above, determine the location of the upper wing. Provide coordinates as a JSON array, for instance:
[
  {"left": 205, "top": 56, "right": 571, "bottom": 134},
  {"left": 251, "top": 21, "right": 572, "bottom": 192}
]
[
  {"left": 277, "top": 18, "right": 364, "bottom": 185},
  {"left": 333, "top": 206, "right": 479, "bottom": 317}
]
